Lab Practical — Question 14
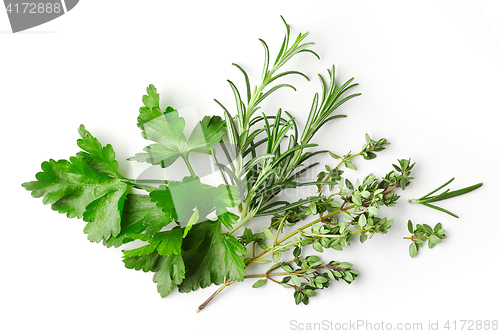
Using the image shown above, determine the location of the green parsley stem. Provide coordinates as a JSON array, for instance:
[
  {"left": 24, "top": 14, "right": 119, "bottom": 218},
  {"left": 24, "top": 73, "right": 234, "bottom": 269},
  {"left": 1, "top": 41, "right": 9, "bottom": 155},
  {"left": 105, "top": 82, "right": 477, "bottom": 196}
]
[
  {"left": 133, "top": 179, "right": 168, "bottom": 184},
  {"left": 182, "top": 156, "right": 197, "bottom": 177}
]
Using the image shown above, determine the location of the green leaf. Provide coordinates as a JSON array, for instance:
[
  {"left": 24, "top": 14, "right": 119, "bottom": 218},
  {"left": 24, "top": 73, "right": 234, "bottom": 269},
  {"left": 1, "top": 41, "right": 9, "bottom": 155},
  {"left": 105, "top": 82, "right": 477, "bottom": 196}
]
[
  {"left": 342, "top": 211, "right": 354, "bottom": 221},
  {"left": 359, "top": 233, "right": 368, "bottom": 243},
  {"left": 338, "top": 262, "right": 353, "bottom": 269},
  {"left": 122, "top": 227, "right": 183, "bottom": 258},
  {"left": 423, "top": 224, "right": 433, "bottom": 235},
  {"left": 361, "top": 190, "right": 371, "bottom": 198},
  {"left": 83, "top": 187, "right": 128, "bottom": 242},
  {"left": 272, "top": 251, "right": 281, "bottom": 263},
  {"left": 434, "top": 223, "right": 442, "bottom": 233},
  {"left": 179, "top": 220, "right": 246, "bottom": 292},
  {"left": 282, "top": 263, "right": 294, "bottom": 272},
  {"left": 304, "top": 289, "right": 316, "bottom": 297},
  {"left": 187, "top": 116, "right": 226, "bottom": 154},
  {"left": 291, "top": 274, "right": 302, "bottom": 286},
  {"left": 123, "top": 251, "right": 160, "bottom": 272},
  {"left": 294, "top": 291, "right": 303, "bottom": 305},
  {"left": 153, "top": 254, "right": 185, "bottom": 297},
  {"left": 413, "top": 179, "right": 482, "bottom": 218},
  {"left": 252, "top": 279, "right": 267, "bottom": 288},
  {"left": 131, "top": 106, "right": 188, "bottom": 167},
  {"left": 418, "top": 177, "right": 455, "bottom": 200},
  {"left": 312, "top": 240, "right": 324, "bottom": 253},
  {"left": 103, "top": 194, "right": 174, "bottom": 247},
  {"left": 255, "top": 196, "right": 325, "bottom": 216},
  {"left": 358, "top": 214, "right": 367, "bottom": 228},
  {"left": 407, "top": 220, "right": 414, "bottom": 233},
  {"left": 263, "top": 227, "right": 274, "bottom": 240},
  {"left": 428, "top": 182, "right": 483, "bottom": 202},
  {"left": 315, "top": 276, "right": 328, "bottom": 284},
  {"left": 142, "top": 84, "right": 160, "bottom": 108},
  {"left": 329, "top": 152, "right": 341, "bottom": 159},
  {"left": 131, "top": 88, "right": 225, "bottom": 167},
  {"left": 363, "top": 152, "right": 377, "bottom": 160},
  {"left": 217, "top": 211, "right": 239, "bottom": 230},
  {"left": 409, "top": 243, "right": 418, "bottom": 258},
  {"left": 365, "top": 133, "right": 371, "bottom": 143},
  {"left": 429, "top": 235, "right": 442, "bottom": 245},
  {"left": 154, "top": 228, "right": 184, "bottom": 255},
  {"left": 367, "top": 206, "right": 380, "bottom": 216},
  {"left": 76, "top": 125, "right": 121, "bottom": 178},
  {"left": 137, "top": 84, "right": 163, "bottom": 139},
  {"left": 352, "top": 194, "right": 362, "bottom": 206},
  {"left": 343, "top": 271, "right": 354, "bottom": 283},
  {"left": 421, "top": 203, "right": 459, "bottom": 218},
  {"left": 150, "top": 176, "right": 236, "bottom": 223},
  {"left": 383, "top": 219, "right": 394, "bottom": 229},
  {"left": 345, "top": 161, "right": 357, "bottom": 170},
  {"left": 183, "top": 208, "right": 199, "bottom": 238},
  {"left": 23, "top": 156, "right": 128, "bottom": 243}
]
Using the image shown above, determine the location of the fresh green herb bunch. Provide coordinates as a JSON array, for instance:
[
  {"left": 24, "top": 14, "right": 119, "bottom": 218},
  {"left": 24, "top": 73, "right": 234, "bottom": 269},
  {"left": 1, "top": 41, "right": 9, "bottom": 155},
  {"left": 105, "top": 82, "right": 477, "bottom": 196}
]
[
  {"left": 405, "top": 220, "right": 446, "bottom": 258},
  {"left": 22, "top": 17, "right": 481, "bottom": 312}
]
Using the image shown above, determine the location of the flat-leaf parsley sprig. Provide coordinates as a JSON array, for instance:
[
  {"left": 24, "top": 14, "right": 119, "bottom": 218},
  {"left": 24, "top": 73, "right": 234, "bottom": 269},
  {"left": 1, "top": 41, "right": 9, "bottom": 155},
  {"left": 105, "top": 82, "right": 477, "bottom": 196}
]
[{"left": 23, "top": 17, "right": 482, "bottom": 312}]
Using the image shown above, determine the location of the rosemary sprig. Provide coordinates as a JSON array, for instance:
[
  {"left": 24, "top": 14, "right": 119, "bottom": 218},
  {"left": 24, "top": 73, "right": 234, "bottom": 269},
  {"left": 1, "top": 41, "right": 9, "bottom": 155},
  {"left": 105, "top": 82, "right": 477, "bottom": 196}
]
[{"left": 408, "top": 178, "right": 483, "bottom": 218}]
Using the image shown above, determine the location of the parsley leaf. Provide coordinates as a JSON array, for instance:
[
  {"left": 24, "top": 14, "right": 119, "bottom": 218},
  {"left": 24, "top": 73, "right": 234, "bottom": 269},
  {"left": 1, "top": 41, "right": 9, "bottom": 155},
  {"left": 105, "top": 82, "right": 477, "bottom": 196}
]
[
  {"left": 23, "top": 128, "right": 128, "bottom": 243},
  {"left": 153, "top": 253, "right": 185, "bottom": 297},
  {"left": 123, "top": 251, "right": 160, "bottom": 272},
  {"left": 186, "top": 115, "right": 226, "bottom": 154},
  {"left": 123, "top": 250, "right": 186, "bottom": 297},
  {"left": 103, "top": 194, "right": 174, "bottom": 248},
  {"left": 179, "top": 220, "right": 246, "bottom": 292},
  {"left": 76, "top": 125, "right": 121, "bottom": 178},
  {"left": 121, "top": 226, "right": 183, "bottom": 258},
  {"left": 149, "top": 176, "right": 238, "bottom": 224},
  {"left": 129, "top": 85, "right": 225, "bottom": 168},
  {"left": 137, "top": 84, "right": 162, "bottom": 139}
]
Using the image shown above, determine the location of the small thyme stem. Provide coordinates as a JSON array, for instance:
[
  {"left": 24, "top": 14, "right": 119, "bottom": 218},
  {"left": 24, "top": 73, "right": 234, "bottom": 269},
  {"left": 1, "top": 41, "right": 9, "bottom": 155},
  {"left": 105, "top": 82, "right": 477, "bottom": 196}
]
[
  {"left": 196, "top": 278, "right": 233, "bottom": 313},
  {"left": 266, "top": 276, "right": 282, "bottom": 285},
  {"left": 403, "top": 235, "right": 427, "bottom": 241},
  {"left": 318, "top": 150, "right": 366, "bottom": 193},
  {"left": 274, "top": 212, "right": 290, "bottom": 245},
  {"left": 301, "top": 230, "right": 345, "bottom": 238}
]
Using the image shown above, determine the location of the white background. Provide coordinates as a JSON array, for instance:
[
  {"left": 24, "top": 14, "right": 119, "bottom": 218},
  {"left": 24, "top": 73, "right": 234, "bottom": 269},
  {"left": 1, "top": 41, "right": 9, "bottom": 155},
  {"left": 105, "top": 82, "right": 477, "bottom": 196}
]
[{"left": 1, "top": 1, "right": 499, "bottom": 333}]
